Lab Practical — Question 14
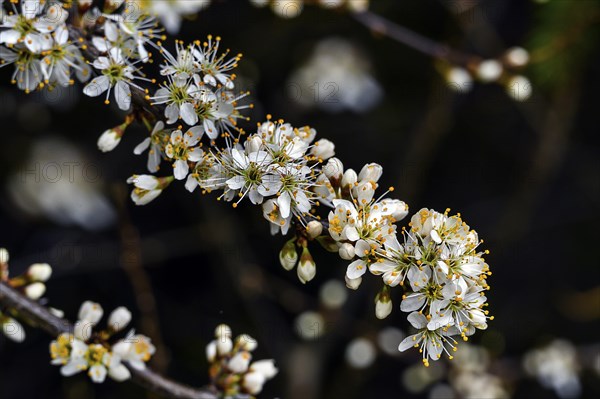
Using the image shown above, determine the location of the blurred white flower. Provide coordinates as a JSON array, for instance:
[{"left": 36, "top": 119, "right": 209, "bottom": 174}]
[
  {"left": 8, "top": 138, "right": 116, "bottom": 231},
  {"left": 524, "top": 339, "right": 582, "bottom": 399},
  {"left": 346, "top": 337, "right": 376, "bottom": 369},
  {"left": 287, "top": 38, "right": 382, "bottom": 113}
]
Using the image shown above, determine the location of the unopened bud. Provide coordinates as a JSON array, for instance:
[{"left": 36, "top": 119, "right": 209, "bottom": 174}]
[
  {"left": 358, "top": 163, "right": 383, "bottom": 183},
  {"left": 27, "top": 263, "right": 52, "bottom": 282},
  {"left": 217, "top": 337, "right": 233, "bottom": 356},
  {"left": 206, "top": 340, "right": 217, "bottom": 362},
  {"left": 505, "top": 47, "right": 530, "bottom": 67},
  {"left": 97, "top": 126, "right": 124, "bottom": 153},
  {"left": 506, "top": 75, "right": 532, "bottom": 102},
  {"left": 24, "top": 282, "right": 46, "bottom": 300},
  {"left": 250, "top": 359, "right": 279, "bottom": 379},
  {"left": 246, "top": 135, "right": 263, "bottom": 153},
  {"left": 228, "top": 351, "right": 252, "bottom": 373},
  {"left": 477, "top": 60, "right": 503, "bottom": 82},
  {"left": 446, "top": 67, "right": 473, "bottom": 93},
  {"left": 323, "top": 158, "right": 343, "bottom": 183},
  {"left": 215, "top": 324, "right": 232, "bottom": 340},
  {"left": 297, "top": 247, "right": 316, "bottom": 284},
  {"left": 279, "top": 239, "right": 298, "bottom": 271},
  {"left": 341, "top": 169, "right": 357, "bottom": 188},
  {"left": 236, "top": 334, "right": 258, "bottom": 351},
  {"left": 108, "top": 307, "right": 132, "bottom": 332},
  {"left": 2, "top": 318, "right": 25, "bottom": 343},
  {"left": 310, "top": 139, "right": 335, "bottom": 160},
  {"left": 74, "top": 320, "right": 93, "bottom": 341},
  {"left": 306, "top": 221, "right": 323, "bottom": 239},
  {"left": 78, "top": 301, "right": 104, "bottom": 325},
  {"left": 375, "top": 286, "right": 392, "bottom": 320},
  {"left": 345, "top": 275, "right": 362, "bottom": 290},
  {"left": 339, "top": 243, "right": 355, "bottom": 260},
  {"left": 352, "top": 180, "right": 375, "bottom": 204}
]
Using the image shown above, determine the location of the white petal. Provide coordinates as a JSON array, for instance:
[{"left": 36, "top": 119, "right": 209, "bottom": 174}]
[
  {"left": 398, "top": 334, "right": 421, "bottom": 352},
  {"left": 115, "top": 81, "right": 131, "bottom": 111},
  {"left": 400, "top": 294, "right": 426, "bottom": 312},
  {"left": 277, "top": 192, "right": 291, "bottom": 218},
  {"left": 89, "top": 365, "right": 107, "bottom": 383},
  {"left": 180, "top": 102, "right": 198, "bottom": 126},
  {"left": 83, "top": 76, "right": 110, "bottom": 97},
  {"left": 134, "top": 138, "right": 151, "bottom": 155},
  {"left": 165, "top": 103, "right": 179, "bottom": 124},
  {"left": 346, "top": 259, "right": 367, "bottom": 279},
  {"left": 174, "top": 160, "right": 189, "bottom": 180},
  {"left": 407, "top": 311, "right": 428, "bottom": 329}
]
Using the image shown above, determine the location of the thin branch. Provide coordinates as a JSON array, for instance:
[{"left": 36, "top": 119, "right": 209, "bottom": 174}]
[
  {"left": 0, "top": 282, "right": 217, "bottom": 399},
  {"left": 353, "top": 10, "right": 478, "bottom": 66}
]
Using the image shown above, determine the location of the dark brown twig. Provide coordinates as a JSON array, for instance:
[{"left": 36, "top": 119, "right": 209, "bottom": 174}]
[{"left": 353, "top": 10, "right": 478, "bottom": 66}]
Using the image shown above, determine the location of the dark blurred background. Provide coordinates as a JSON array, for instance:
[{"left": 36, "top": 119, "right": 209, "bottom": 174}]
[{"left": 0, "top": 1, "right": 599, "bottom": 398}]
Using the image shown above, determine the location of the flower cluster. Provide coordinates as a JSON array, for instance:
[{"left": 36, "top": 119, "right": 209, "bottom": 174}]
[
  {"left": 206, "top": 324, "right": 278, "bottom": 397},
  {"left": 124, "top": 111, "right": 493, "bottom": 363},
  {"left": 0, "top": 247, "right": 53, "bottom": 343},
  {"left": 50, "top": 301, "right": 155, "bottom": 383},
  {"left": 250, "top": 0, "right": 369, "bottom": 18},
  {"left": 394, "top": 209, "right": 492, "bottom": 366},
  {"left": 0, "top": 0, "right": 90, "bottom": 92}
]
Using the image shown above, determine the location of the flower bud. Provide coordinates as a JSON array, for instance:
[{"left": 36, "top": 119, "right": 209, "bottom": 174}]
[
  {"left": 446, "top": 67, "right": 473, "bottom": 93},
  {"left": 323, "top": 157, "right": 344, "bottom": 184},
  {"left": 215, "top": 324, "right": 232, "bottom": 340},
  {"left": 243, "top": 371, "right": 267, "bottom": 395},
  {"left": 74, "top": 320, "right": 93, "bottom": 341},
  {"left": 0, "top": 248, "right": 9, "bottom": 263},
  {"left": 2, "top": 317, "right": 25, "bottom": 343},
  {"left": 505, "top": 46, "right": 529, "bottom": 67},
  {"left": 228, "top": 351, "right": 252, "bottom": 373},
  {"left": 24, "top": 282, "right": 46, "bottom": 300},
  {"left": 506, "top": 75, "right": 532, "bottom": 102},
  {"left": 375, "top": 287, "right": 392, "bottom": 320},
  {"left": 250, "top": 359, "right": 279, "bottom": 378},
  {"left": 339, "top": 243, "right": 355, "bottom": 260},
  {"left": 352, "top": 181, "right": 375, "bottom": 204},
  {"left": 311, "top": 139, "right": 335, "bottom": 160},
  {"left": 279, "top": 239, "right": 298, "bottom": 271},
  {"left": 341, "top": 169, "right": 357, "bottom": 189},
  {"left": 297, "top": 247, "right": 316, "bottom": 284},
  {"left": 246, "top": 135, "right": 263, "bottom": 154},
  {"left": 206, "top": 340, "right": 217, "bottom": 362},
  {"left": 97, "top": 126, "right": 124, "bottom": 153},
  {"left": 358, "top": 163, "right": 383, "bottom": 183},
  {"left": 27, "top": 263, "right": 52, "bottom": 282},
  {"left": 345, "top": 275, "right": 362, "bottom": 290},
  {"left": 477, "top": 60, "right": 503, "bottom": 82},
  {"left": 306, "top": 221, "right": 323, "bottom": 239},
  {"left": 108, "top": 307, "right": 132, "bottom": 332},
  {"left": 78, "top": 301, "right": 104, "bottom": 325},
  {"left": 236, "top": 334, "right": 258, "bottom": 351},
  {"left": 217, "top": 337, "right": 233, "bottom": 356}
]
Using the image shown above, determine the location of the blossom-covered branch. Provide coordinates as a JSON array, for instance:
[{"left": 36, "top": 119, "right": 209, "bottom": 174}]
[
  {"left": 0, "top": 281, "right": 217, "bottom": 399},
  {"left": 0, "top": 0, "right": 493, "bottom": 378}
]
